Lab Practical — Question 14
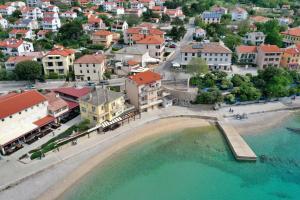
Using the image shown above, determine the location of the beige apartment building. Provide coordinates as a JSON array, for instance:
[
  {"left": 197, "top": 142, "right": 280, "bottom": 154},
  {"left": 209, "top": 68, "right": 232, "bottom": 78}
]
[
  {"left": 42, "top": 48, "right": 75, "bottom": 76},
  {"left": 74, "top": 54, "right": 106, "bottom": 82},
  {"left": 79, "top": 88, "right": 125, "bottom": 125},
  {"left": 91, "top": 30, "right": 113, "bottom": 48},
  {"left": 257, "top": 44, "right": 282, "bottom": 69},
  {"left": 125, "top": 71, "right": 165, "bottom": 112}
]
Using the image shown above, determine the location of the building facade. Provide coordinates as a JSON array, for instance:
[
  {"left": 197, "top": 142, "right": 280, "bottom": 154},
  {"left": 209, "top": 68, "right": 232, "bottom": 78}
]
[
  {"left": 180, "top": 42, "right": 232, "bottom": 71},
  {"left": 79, "top": 88, "right": 125, "bottom": 125},
  {"left": 125, "top": 71, "right": 165, "bottom": 112},
  {"left": 74, "top": 54, "right": 106, "bottom": 82},
  {"left": 42, "top": 48, "right": 75, "bottom": 76}
]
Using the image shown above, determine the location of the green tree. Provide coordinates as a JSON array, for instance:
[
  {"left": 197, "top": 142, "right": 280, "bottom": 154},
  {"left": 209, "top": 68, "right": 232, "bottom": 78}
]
[
  {"left": 123, "top": 14, "right": 141, "bottom": 27},
  {"left": 161, "top": 14, "right": 171, "bottom": 23},
  {"left": 196, "top": 87, "right": 223, "bottom": 104},
  {"left": 15, "top": 61, "right": 42, "bottom": 82},
  {"left": 186, "top": 57, "right": 209, "bottom": 75},
  {"left": 255, "top": 67, "right": 292, "bottom": 98},
  {"left": 11, "top": 10, "right": 22, "bottom": 19},
  {"left": 224, "top": 34, "right": 242, "bottom": 51}
]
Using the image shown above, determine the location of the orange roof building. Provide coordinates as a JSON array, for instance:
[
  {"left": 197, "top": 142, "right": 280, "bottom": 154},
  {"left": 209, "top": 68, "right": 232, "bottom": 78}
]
[
  {"left": 0, "top": 90, "right": 55, "bottom": 152},
  {"left": 281, "top": 27, "right": 300, "bottom": 47},
  {"left": 42, "top": 47, "right": 76, "bottom": 76},
  {"left": 126, "top": 70, "right": 164, "bottom": 112}
]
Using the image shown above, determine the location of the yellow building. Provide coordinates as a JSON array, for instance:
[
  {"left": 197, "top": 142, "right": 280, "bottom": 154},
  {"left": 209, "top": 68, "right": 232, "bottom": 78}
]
[
  {"left": 281, "top": 27, "right": 300, "bottom": 47},
  {"left": 42, "top": 48, "right": 75, "bottom": 76},
  {"left": 280, "top": 45, "right": 300, "bottom": 70},
  {"left": 79, "top": 88, "right": 125, "bottom": 125}
]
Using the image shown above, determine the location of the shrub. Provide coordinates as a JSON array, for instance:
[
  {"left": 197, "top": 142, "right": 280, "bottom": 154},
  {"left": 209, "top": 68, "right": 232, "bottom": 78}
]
[{"left": 30, "top": 151, "right": 42, "bottom": 160}]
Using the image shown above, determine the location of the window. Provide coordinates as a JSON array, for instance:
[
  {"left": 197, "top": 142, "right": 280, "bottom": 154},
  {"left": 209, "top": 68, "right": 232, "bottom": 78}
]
[
  {"left": 80, "top": 64, "right": 82, "bottom": 67},
  {"left": 92, "top": 106, "right": 96, "bottom": 112},
  {"left": 19, "top": 112, "right": 21, "bottom": 114},
  {"left": 87, "top": 70, "right": 90, "bottom": 73},
  {"left": 192, "top": 53, "right": 195, "bottom": 56},
  {"left": 93, "top": 116, "right": 97, "bottom": 121},
  {"left": 9, "top": 116, "right": 12, "bottom": 118},
  {"left": 57, "top": 62, "right": 63, "bottom": 66},
  {"left": 185, "top": 53, "right": 187, "bottom": 56},
  {"left": 1, "top": 119, "right": 4, "bottom": 122},
  {"left": 81, "top": 107, "right": 86, "bottom": 112},
  {"left": 80, "top": 70, "right": 82, "bottom": 73},
  {"left": 47, "top": 62, "right": 53, "bottom": 66},
  {"left": 93, "top": 70, "right": 96, "bottom": 73}
]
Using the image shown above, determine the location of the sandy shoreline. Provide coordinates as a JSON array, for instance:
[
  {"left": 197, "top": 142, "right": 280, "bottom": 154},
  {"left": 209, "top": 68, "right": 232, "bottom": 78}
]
[
  {"left": 38, "top": 117, "right": 211, "bottom": 200},
  {"left": 229, "top": 110, "right": 294, "bottom": 135}
]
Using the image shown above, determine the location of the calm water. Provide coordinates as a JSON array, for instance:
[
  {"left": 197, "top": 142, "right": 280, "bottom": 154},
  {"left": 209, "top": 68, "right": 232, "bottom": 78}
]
[{"left": 62, "top": 115, "right": 300, "bottom": 200}]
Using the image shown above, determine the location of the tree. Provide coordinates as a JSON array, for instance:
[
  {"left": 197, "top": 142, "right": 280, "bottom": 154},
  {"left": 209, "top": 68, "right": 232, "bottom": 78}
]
[
  {"left": 194, "top": 16, "right": 206, "bottom": 28},
  {"left": 231, "top": 74, "right": 248, "bottom": 87},
  {"left": 224, "top": 34, "right": 241, "bottom": 51},
  {"left": 123, "top": 14, "right": 141, "bottom": 27},
  {"left": 12, "top": 10, "right": 22, "bottom": 19},
  {"left": 161, "top": 14, "right": 171, "bottom": 23},
  {"left": 259, "top": 20, "right": 283, "bottom": 47},
  {"left": 186, "top": 58, "right": 209, "bottom": 75},
  {"left": 56, "top": 20, "right": 87, "bottom": 47},
  {"left": 168, "top": 26, "right": 186, "bottom": 41},
  {"left": 237, "top": 20, "right": 250, "bottom": 36},
  {"left": 255, "top": 67, "right": 292, "bottom": 98},
  {"left": 15, "top": 61, "right": 42, "bottom": 82},
  {"left": 196, "top": 87, "right": 223, "bottom": 104},
  {"left": 171, "top": 17, "right": 184, "bottom": 26}
]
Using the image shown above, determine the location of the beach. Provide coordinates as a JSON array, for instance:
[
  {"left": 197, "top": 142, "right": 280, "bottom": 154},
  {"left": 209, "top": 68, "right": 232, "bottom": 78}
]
[
  {"left": 0, "top": 105, "right": 297, "bottom": 200},
  {"left": 229, "top": 110, "right": 293, "bottom": 135},
  {"left": 38, "top": 117, "right": 211, "bottom": 200}
]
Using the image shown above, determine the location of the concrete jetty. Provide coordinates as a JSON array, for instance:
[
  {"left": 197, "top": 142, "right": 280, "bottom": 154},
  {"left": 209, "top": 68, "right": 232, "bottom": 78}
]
[{"left": 217, "top": 121, "right": 257, "bottom": 161}]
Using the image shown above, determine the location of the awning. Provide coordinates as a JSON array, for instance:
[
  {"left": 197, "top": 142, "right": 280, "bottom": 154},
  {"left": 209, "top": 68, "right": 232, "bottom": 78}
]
[
  {"left": 101, "top": 117, "right": 122, "bottom": 128},
  {"left": 33, "top": 115, "right": 55, "bottom": 127},
  {"left": 66, "top": 100, "right": 79, "bottom": 110}
]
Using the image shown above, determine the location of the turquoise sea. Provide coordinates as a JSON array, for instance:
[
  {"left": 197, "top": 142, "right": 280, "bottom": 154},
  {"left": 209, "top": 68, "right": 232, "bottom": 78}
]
[{"left": 61, "top": 114, "right": 300, "bottom": 200}]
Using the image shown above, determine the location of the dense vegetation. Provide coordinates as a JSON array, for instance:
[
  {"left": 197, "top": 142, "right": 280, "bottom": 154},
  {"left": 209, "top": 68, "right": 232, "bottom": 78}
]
[{"left": 190, "top": 67, "right": 300, "bottom": 104}]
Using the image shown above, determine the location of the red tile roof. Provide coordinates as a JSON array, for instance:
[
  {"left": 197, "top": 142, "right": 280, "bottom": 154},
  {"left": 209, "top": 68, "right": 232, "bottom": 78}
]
[
  {"left": 9, "top": 29, "right": 29, "bottom": 35},
  {"left": 283, "top": 47, "right": 300, "bottom": 55},
  {"left": 258, "top": 44, "right": 281, "bottom": 53},
  {"left": 129, "top": 70, "right": 161, "bottom": 86},
  {"left": 53, "top": 87, "right": 91, "bottom": 98},
  {"left": 46, "top": 48, "right": 75, "bottom": 57},
  {"left": 75, "top": 54, "right": 105, "bottom": 64},
  {"left": 44, "top": 92, "right": 68, "bottom": 112},
  {"left": 0, "top": 90, "right": 47, "bottom": 119},
  {"left": 33, "top": 115, "right": 55, "bottom": 127},
  {"left": 281, "top": 27, "right": 300, "bottom": 37},
  {"left": 93, "top": 30, "right": 113, "bottom": 36},
  {"left": 6, "top": 56, "right": 35, "bottom": 63},
  {"left": 0, "top": 39, "right": 24, "bottom": 48},
  {"left": 136, "top": 35, "right": 164, "bottom": 44},
  {"left": 236, "top": 45, "right": 257, "bottom": 53},
  {"left": 65, "top": 100, "right": 79, "bottom": 109}
]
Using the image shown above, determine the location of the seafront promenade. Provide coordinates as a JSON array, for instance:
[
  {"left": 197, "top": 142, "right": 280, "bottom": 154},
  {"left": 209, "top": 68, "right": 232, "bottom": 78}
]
[{"left": 0, "top": 101, "right": 298, "bottom": 200}]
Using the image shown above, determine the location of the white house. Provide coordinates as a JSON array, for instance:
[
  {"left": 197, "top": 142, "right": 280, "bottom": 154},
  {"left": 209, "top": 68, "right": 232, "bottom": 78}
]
[
  {"left": 180, "top": 42, "right": 232, "bottom": 71},
  {"left": 193, "top": 28, "right": 206, "bottom": 39},
  {"left": 0, "top": 39, "right": 34, "bottom": 56},
  {"left": 60, "top": 11, "right": 77, "bottom": 19},
  {"left": 11, "top": 19, "right": 39, "bottom": 30},
  {"left": 111, "top": 20, "right": 128, "bottom": 32},
  {"left": 231, "top": 7, "right": 248, "bottom": 21},
  {"left": 102, "top": 2, "right": 117, "bottom": 12},
  {"left": 42, "top": 17, "right": 61, "bottom": 32},
  {"left": 9, "top": 29, "right": 34, "bottom": 40},
  {"left": 22, "top": 7, "right": 43, "bottom": 20},
  {"left": 0, "top": 5, "right": 16, "bottom": 16},
  {"left": 135, "top": 35, "right": 165, "bottom": 61},
  {"left": 242, "top": 32, "right": 265, "bottom": 46},
  {"left": 26, "top": 0, "right": 42, "bottom": 7},
  {"left": 0, "top": 15, "right": 8, "bottom": 29},
  {"left": 201, "top": 11, "right": 222, "bottom": 24}
]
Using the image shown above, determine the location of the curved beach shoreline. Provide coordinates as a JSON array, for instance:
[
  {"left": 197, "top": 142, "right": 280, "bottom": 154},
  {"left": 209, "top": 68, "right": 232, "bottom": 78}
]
[{"left": 38, "top": 117, "right": 211, "bottom": 200}]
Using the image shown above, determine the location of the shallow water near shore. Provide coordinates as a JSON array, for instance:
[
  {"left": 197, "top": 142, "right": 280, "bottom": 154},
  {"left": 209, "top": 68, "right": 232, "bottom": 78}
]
[{"left": 61, "top": 114, "right": 300, "bottom": 200}]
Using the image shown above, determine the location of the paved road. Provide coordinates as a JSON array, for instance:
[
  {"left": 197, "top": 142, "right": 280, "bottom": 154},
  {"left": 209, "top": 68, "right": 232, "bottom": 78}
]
[{"left": 155, "top": 18, "right": 195, "bottom": 81}]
